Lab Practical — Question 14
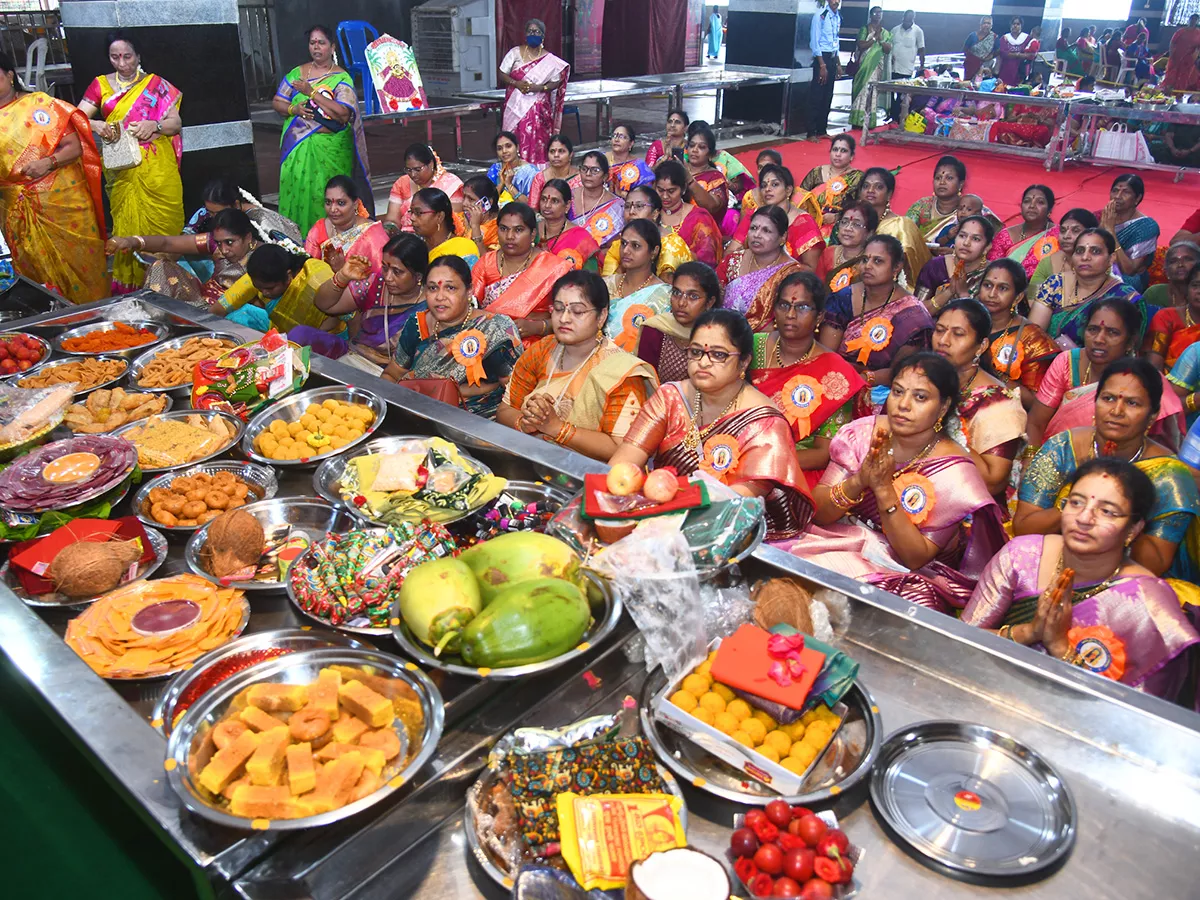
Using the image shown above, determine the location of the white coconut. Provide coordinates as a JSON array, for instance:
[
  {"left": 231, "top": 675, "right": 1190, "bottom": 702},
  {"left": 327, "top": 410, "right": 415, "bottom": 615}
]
[{"left": 626, "top": 847, "right": 731, "bottom": 900}]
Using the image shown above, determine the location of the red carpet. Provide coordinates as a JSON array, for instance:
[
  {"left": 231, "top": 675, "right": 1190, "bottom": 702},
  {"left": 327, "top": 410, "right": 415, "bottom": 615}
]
[{"left": 734, "top": 136, "right": 1200, "bottom": 236}]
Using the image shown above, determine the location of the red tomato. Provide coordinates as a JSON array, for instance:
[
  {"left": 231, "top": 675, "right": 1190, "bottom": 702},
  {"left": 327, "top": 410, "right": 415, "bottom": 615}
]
[
  {"left": 791, "top": 805, "right": 813, "bottom": 820},
  {"left": 796, "top": 814, "right": 828, "bottom": 848},
  {"left": 28, "top": 347, "right": 41, "bottom": 362},
  {"left": 771, "top": 876, "right": 802, "bottom": 897},
  {"left": 17, "top": 360, "right": 31, "bottom": 371},
  {"left": 783, "top": 847, "right": 815, "bottom": 882},
  {"left": 754, "top": 843, "right": 785, "bottom": 876},
  {"left": 786, "top": 819, "right": 804, "bottom": 837},
  {"left": 744, "top": 809, "right": 769, "bottom": 830},
  {"left": 0, "top": 346, "right": 10, "bottom": 361},
  {"left": 800, "top": 878, "right": 834, "bottom": 900},
  {"left": 15, "top": 347, "right": 30, "bottom": 361},
  {"left": 1, "top": 358, "right": 16, "bottom": 373},
  {"left": 731, "top": 827, "right": 760, "bottom": 859},
  {"left": 817, "top": 830, "right": 850, "bottom": 857},
  {"left": 813, "top": 858, "right": 842, "bottom": 884},
  {"left": 765, "top": 799, "right": 794, "bottom": 828}
]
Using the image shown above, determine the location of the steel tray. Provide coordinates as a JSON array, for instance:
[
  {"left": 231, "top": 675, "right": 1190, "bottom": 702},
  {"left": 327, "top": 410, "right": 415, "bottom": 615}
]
[
  {"left": 113, "top": 409, "right": 245, "bottom": 474},
  {"left": 241, "top": 385, "right": 387, "bottom": 469},
  {"left": 132, "top": 461, "right": 279, "bottom": 534},
  {"left": 15, "top": 354, "right": 130, "bottom": 397},
  {"left": 127, "top": 332, "right": 242, "bottom": 396},
  {"left": 53, "top": 319, "right": 172, "bottom": 357}
]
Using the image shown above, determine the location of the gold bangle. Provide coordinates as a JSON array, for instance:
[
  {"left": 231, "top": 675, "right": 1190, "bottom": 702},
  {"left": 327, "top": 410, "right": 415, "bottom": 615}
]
[
  {"left": 135, "top": 235, "right": 146, "bottom": 250},
  {"left": 998, "top": 624, "right": 1012, "bottom": 640},
  {"left": 1188, "top": 394, "right": 1198, "bottom": 414},
  {"left": 555, "top": 422, "right": 576, "bottom": 445}
]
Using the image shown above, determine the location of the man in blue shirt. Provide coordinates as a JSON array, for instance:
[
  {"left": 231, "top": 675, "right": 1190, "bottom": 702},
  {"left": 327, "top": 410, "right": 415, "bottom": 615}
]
[{"left": 808, "top": 0, "right": 842, "bottom": 140}]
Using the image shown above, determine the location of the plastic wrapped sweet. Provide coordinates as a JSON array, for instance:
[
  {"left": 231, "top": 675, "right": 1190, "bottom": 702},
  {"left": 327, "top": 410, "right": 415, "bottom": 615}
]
[
  {"left": 0, "top": 435, "right": 137, "bottom": 512},
  {"left": 191, "top": 330, "right": 310, "bottom": 420},
  {"left": 0, "top": 382, "right": 73, "bottom": 447}
]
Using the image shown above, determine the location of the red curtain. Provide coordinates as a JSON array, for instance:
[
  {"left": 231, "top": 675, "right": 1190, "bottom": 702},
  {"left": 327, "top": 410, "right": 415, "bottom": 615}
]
[
  {"left": 649, "top": 0, "right": 687, "bottom": 74},
  {"left": 497, "top": 0, "right": 564, "bottom": 60},
  {"left": 602, "top": 0, "right": 685, "bottom": 76}
]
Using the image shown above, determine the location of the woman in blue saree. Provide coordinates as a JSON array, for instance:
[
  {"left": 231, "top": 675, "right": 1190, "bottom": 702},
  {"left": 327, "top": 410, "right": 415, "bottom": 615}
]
[
  {"left": 1098, "top": 174, "right": 1158, "bottom": 291},
  {"left": 272, "top": 25, "right": 372, "bottom": 235}
]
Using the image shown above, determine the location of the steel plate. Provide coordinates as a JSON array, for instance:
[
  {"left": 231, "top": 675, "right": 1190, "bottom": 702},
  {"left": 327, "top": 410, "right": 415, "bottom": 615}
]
[
  {"left": 869, "top": 720, "right": 1076, "bottom": 881},
  {"left": 132, "top": 462, "right": 279, "bottom": 534},
  {"left": 113, "top": 409, "right": 245, "bottom": 474},
  {"left": 15, "top": 354, "right": 131, "bottom": 397},
  {"left": 640, "top": 672, "right": 883, "bottom": 806},
  {"left": 126, "top": 332, "right": 242, "bottom": 396},
  {"left": 241, "top": 385, "right": 387, "bottom": 468},
  {"left": 53, "top": 319, "right": 172, "bottom": 357},
  {"left": 165, "top": 646, "right": 445, "bottom": 830},
  {"left": 0, "top": 331, "right": 52, "bottom": 372}
]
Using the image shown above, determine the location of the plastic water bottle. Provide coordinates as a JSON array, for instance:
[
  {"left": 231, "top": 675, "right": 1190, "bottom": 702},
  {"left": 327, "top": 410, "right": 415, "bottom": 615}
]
[{"left": 1180, "top": 418, "right": 1200, "bottom": 470}]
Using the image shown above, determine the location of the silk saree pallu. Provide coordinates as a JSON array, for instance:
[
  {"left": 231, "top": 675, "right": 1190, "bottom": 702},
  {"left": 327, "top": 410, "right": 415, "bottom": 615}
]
[
  {"left": 721, "top": 258, "right": 803, "bottom": 333},
  {"left": 472, "top": 252, "right": 572, "bottom": 347},
  {"left": 989, "top": 226, "right": 1059, "bottom": 279},
  {"left": 499, "top": 49, "right": 570, "bottom": 165},
  {"left": 604, "top": 281, "right": 671, "bottom": 352}
]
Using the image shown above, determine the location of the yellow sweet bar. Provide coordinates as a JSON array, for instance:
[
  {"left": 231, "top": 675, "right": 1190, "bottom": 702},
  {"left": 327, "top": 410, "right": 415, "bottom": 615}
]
[
  {"left": 314, "top": 741, "right": 386, "bottom": 776},
  {"left": 229, "top": 784, "right": 294, "bottom": 819},
  {"left": 245, "top": 726, "right": 290, "bottom": 786},
  {"left": 247, "top": 683, "right": 309, "bottom": 712},
  {"left": 331, "top": 715, "right": 369, "bottom": 745},
  {"left": 308, "top": 669, "right": 342, "bottom": 721},
  {"left": 238, "top": 706, "right": 288, "bottom": 733},
  {"left": 302, "top": 752, "right": 366, "bottom": 814},
  {"left": 286, "top": 743, "right": 316, "bottom": 795},
  {"left": 349, "top": 769, "right": 382, "bottom": 804},
  {"left": 338, "top": 680, "right": 394, "bottom": 728},
  {"left": 198, "top": 729, "right": 260, "bottom": 794}
]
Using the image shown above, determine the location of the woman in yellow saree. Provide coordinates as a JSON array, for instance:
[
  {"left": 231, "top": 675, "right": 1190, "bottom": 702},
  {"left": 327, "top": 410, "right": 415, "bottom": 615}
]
[
  {"left": 78, "top": 31, "right": 183, "bottom": 295},
  {"left": 0, "top": 56, "right": 108, "bottom": 304}
]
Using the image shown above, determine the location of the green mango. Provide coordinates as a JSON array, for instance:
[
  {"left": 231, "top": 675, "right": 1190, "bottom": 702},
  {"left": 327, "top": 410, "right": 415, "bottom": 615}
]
[
  {"left": 459, "top": 578, "right": 592, "bottom": 668},
  {"left": 397, "top": 556, "right": 481, "bottom": 655},
  {"left": 458, "top": 532, "right": 581, "bottom": 605}
]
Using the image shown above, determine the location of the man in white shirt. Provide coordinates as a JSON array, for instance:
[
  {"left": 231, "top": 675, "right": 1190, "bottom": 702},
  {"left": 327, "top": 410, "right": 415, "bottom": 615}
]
[{"left": 889, "top": 10, "right": 924, "bottom": 120}]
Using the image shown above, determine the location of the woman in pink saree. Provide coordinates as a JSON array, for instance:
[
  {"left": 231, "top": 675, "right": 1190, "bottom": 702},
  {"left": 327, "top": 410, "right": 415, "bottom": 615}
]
[
  {"left": 776, "top": 353, "right": 1007, "bottom": 613},
  {"left": 965, "top": 458, "right": 1199, "bottom": 701},
  {"left": 498, "top": 19, "right": 570, "bottom": 165}
]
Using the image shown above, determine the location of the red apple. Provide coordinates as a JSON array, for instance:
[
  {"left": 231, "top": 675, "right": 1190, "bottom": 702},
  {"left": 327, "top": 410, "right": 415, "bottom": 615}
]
[
  {"left": 730, "top": 827, "right": 759, "bottom": 859},
  {"left": 643, "top": 468, "right": 680, "bottom": 503},
  {"left": 606, "top": 461, "right": 644, "bottom": 496}
]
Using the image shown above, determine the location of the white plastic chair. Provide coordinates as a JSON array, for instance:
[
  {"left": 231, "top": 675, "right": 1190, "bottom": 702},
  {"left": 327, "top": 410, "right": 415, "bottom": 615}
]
[{"left": 23, "top": 38, "right": 50, "bottom": 95}]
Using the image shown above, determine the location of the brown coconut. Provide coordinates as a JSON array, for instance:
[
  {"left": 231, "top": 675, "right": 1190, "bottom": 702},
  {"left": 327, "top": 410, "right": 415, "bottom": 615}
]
[
  {"left": 200, "top": 509, "right": 265, "bottom": 578},
  {"left": 625, "top": 847, "right": 730, "bottom": 900},
  {"left": 50, "top": 539, "right": 143, "bottom": 598},
  {"left": 752, "top": 576, "right": 815, "bottom": 634}
]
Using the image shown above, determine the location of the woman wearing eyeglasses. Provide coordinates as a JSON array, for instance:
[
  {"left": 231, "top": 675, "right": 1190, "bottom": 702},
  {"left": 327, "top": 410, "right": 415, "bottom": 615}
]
[
  {"left": 384, "top": 142, "right": 464, "bottom": 234},
  {"left": 600, "top": 186, "right": 694, "bottom": 279},
  {"left": 637, "top": 262, "right": 722, "bottom": 384},
  {"left": 569, "top": 151, "right": 625, "bottom": 258},
  {"left": 748, "top": 271, "right": 866, "bottom": 488},
  {"left": 817, "top": 200, "right": 877, "bottom": 293},
  {"left": 603, "top": 220, "right": 670, "bottom": 352},
  {"left": 409, "top": 187, "right": 480, "bottom": 269},
  {"left": 655, "top": 161, "right": 723, "bottom": 269},
  {"left": 536, "top": 178, "right": 599, "bottom": 271},
  {"left": 607, "top": 124, "right": 655, "bottom": 199},
  {"left": 965, "top": 458, "right": 1199, "bottom": 699},
  {"left": 612, "top": 308, "right": 814, "bottom": 541},
  {"left": 719, "top": 207, "right": 803, "bottom": 332},
  {"left": 498, "top": 270, "right": 658, "bottom": 461}
]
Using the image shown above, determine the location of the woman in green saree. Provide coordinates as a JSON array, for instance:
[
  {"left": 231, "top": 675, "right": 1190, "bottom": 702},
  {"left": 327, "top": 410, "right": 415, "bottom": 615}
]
[
  {"left": 272, "top": 25, "right": 372, "bottom": 235},
  {"left": 851, "top": 7, "right": 891, "bottom": 129}
]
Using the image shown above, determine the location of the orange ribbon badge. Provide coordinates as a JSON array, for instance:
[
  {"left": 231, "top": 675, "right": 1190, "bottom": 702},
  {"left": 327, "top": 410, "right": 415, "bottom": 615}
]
[
  {"left": 780, "top": 375, "right": 824, "bottom": 438},
  {"left": 892, "top": 472, "right": 936, "bottom": 525},
  {"left": 615, "top": 303, "right": 654, "bottom": 352},
  {"left": 844, "top": 316, "right": 893, "bottom": 364},
  {"left": 1068, "top": 625, "right": 1127, "bottom": 682},
  {"left": 700, "top": 433, "right": 741, "bottom": 484},
  {"left": 450, "top": 329, "right": 488, "bottom": 385},
  {"left": 830, "top": 267, "right": 854, "bottom": 292},
  {"left": 992, "top": 335, "right": 1026, "bottom": 378}
]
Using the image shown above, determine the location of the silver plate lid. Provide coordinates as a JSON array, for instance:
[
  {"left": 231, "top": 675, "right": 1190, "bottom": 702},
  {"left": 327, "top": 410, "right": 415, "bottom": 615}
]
[{"left": 870, "top": 721, "right": 1076, "bottom": 882}]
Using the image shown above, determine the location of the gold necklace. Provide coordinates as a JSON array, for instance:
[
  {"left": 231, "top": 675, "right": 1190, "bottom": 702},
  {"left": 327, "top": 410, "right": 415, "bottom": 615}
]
[
  {"left": 500, "top": 248, "right": 534, "bottom": 278},
  {"left": 746, "top": 249, "right": 783, "bottom": 275},
  {"left": 618, "top": 270, "right": 653, "bottom": 297},
  {"left": 684, "top": 386, "right": 743, "bottom": 450},
  {"left": 889, "top": 433, "right": 939, "bottom": 477},
  {"left": 1056, "top": 550, "right": 1124, "bottom": 601},
  {"left": 774, "top": 336, "right": 815, "bottom": 368}
]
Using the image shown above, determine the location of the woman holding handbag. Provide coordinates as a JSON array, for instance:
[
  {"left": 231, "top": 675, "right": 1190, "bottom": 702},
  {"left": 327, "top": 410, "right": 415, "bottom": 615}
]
[{"left": 78, "top": 30, "right": 183, "bottom": 295}]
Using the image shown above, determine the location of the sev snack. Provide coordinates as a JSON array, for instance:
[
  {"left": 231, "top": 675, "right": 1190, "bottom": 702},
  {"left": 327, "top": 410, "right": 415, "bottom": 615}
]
[
  {"left": 62, "top": 322, "right": 157, "bottom": 353},
  {"left": 121, "top": 414, "right": 238, "bottom": 468},
  {"left": 19, "top": 358, "right": 127, "bottom": 391},
  {"left": 64, "top": 573, "right": 248, "bottom": 678},
  {"left": 138, "top": 337, "right": 238, "bottom": 389},
  {"left": 64, "top": 387, "right": 168, "bottom": 434}
]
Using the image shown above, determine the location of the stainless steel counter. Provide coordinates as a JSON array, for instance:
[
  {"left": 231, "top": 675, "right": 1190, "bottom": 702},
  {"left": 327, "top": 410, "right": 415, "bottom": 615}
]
[{"left": 2, "top": 295, "right": 1199, "bottom": 900}]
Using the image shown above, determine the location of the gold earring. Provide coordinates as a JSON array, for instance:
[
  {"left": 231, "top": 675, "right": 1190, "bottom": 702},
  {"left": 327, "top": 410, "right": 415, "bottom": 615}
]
[{"left": 936, "top": 413, "right": 946, "bottom": 431}]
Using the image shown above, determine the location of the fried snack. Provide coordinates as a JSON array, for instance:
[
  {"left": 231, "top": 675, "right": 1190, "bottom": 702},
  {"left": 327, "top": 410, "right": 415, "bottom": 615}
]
[
  {"left": 19, "top": 358, "right": 127, "bottom": 391},
  {"left": 141, "top": 470, "right": 263, "bottom": 528},
  {"left": 121, "top": 414, "right": 237, "bottom": 468},
  {"left": 191, "top": 665, "right": 423, "bottom": 821},
  {"left": 64, "top": 574, "right": 247, "bottom": 678},
  {"left": 62, "top": 322, "right": 157, "bottom": 353},
  {"left": 64, "top": 387, "right": 169, "bottom": 434},
  {"left": 138, "top": 337, "right": 238, "bottom": 389}
]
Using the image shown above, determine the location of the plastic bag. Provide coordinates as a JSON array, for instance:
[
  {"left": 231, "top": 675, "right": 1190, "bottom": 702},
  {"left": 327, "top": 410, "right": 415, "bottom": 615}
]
[
  {"left": 191, "top": 329, "right": 310, "bottom": 420},
  {"left": 0, "top": 382, "right": 74, "bottom": 447}
]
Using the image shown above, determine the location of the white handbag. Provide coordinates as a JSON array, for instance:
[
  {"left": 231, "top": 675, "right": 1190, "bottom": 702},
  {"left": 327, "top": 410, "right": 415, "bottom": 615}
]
[
  {"left": 100, "top": 124, "right": 142, "bottom": 171},
  {"left": 1093, "top": 123, "right": 1152, "bottom": 163}
]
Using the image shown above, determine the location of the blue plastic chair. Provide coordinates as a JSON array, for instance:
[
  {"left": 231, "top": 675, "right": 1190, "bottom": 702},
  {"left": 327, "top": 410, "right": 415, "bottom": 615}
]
[
  {"left": 336, "top": 20, "right": 380, "bottom": 115},
  {"left": 563, "top": 104, "right": 582, "bottom": 143}
]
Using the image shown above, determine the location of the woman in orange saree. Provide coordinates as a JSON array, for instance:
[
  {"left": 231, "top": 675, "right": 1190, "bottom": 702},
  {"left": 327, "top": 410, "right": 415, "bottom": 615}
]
[
  {"left": 0, "top": 58, "right": 107, "bottom": 304},
  {"left": 471, "top": 202, "right": 571, "bottom": 347}
]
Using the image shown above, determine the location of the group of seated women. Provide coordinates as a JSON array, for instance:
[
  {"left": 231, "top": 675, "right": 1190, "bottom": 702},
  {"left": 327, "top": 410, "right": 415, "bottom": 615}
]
[{"left": 103, "top": 119, "right": 1200, "bottom": 704}]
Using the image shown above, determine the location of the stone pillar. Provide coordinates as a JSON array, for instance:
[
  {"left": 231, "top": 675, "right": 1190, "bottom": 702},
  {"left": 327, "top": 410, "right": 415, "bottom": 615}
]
[
  {"left": 60, "top": 0, "right": 259, "bottom": 208},
  {"left": 723, "top": 0, "right": 824, "bottom": 136}
]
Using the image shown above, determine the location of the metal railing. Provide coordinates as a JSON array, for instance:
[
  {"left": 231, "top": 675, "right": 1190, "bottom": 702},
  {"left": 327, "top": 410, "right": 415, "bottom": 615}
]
[
  {"left": 238, "top": 0, "right": 280, "bottom": 102},
  {"left": 0, "top": 9, "right": 68, "bottom": 67}
]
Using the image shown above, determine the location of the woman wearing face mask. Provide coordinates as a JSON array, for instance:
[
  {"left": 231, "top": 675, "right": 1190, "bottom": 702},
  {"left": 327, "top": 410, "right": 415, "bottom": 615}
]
[
  {"left": 1016, "top": 359, "right": 1200, "bottom": 579},
  {"left": 600, "top": 186, "right": 694, "bottom": 278},
  {"left": 967, "top": 458, "right": 1199, "bottom": 699},
  {"left": 856, "top": 167, "right": 930, "bottom": 288},
  {"left": 1098, "top": 174, "right": 1159, "bottom": 289},
  {"left": 108, "top": 208, "right": 258, "bottom": 308},
  {"left": 528, "top": 133, "right": 581, "bottom": 209},
  {"left": 537, "top": 178, "right": 599, "bottom": 271},
  {"left": 655, "top": 161, "right": 724, "bottom": 269},
  {"left": 301, "top": 233, "right": 428, "bottom": 367},
  {"left": 603, "top": 220, "right": 670, "bottom": 351},
  {"left": 778, "top": 352, "right": 1007, "bottom": 612},
  {"left": 916, "top": 215, "right": 995, "bottom": 314},
  {"left": 988, "top": 185, "right": 1059, "bottom": 279},
  {"left": 1145, "top": 248, "right": 1200, "bottom": 371},
  {"left": 749, "top": 271, "right": 866, "bottom": 487},
  {"left": 472, "top": 202, "right": 572, "bottom": 346},
  {"left": 978, "top": 259, "right": 1058, "bottom": 407},
  {"left": 799, "top": 133, "right": 864, "bottom": 240},
  {"left": 498, "top": 18, "right": 570, "bottom": 165},
  {"left": 932, "top": 299, "right": 1026, "bottom": 501},
  {"left": 210, "top": 243, "right": 335, "bottom": 334},
  {"left": 638, "top": 262, "right": 722, "bottom": 383},
  {"left": 78, "top": 30, "right": 184, "bottom": 294},
  {"left": 1027, "top": 208, "right": 1098, "bottom": 299},
  {"left": 727, "top": 165, "right": 824, "bottom": 269},
  {"left": 1029, "top": 227, "right": 1145, "bottom": 348},
  {"left": 304, "top": 175, "right": 389, "bottom": 278},
  {"left": 269, "top": 25, "right": 370, "bottom": 236},
  {"left": 488, "top": 131, "right": 539, "bottom": 204},
  {"left": 607, "top": 124, "right": 654, "bottom": 199},
  {"left": 499, "top": 271, "right": 658, "bottom": 461},
  {"left": 383, "top": 255, "right": 522, "bottom": 418},
  {"left": 464, "top": 176, "right": 500, "bottom": 252},
  {"left": 409, "top": 188, "right": 480, "bottom": 269},
  {"left": 384, "top": 143, "right": 464, "bottom": 234},
  {"left": 719, "top": 207, "right": 803, "bottom": 332},
  {"left": 570, "top": 151, "right": 625, "bottom": 255},
  {"left": 818, "top": 201, "right": 877, "bottom": 293},
  {"left": 611, "top": 309, "right": 814, "bottom": 540}
]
